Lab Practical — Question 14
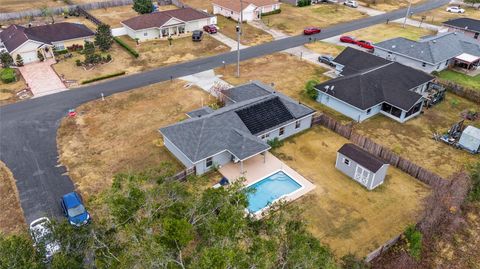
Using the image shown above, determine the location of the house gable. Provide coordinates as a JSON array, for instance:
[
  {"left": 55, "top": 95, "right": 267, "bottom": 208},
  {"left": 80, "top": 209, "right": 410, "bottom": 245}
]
[
  {"left": 11, "top": 39, "right": 45, "bottom": 54},
  {"left": 162, "top": 17, "right": 185, "bottom": 27}
]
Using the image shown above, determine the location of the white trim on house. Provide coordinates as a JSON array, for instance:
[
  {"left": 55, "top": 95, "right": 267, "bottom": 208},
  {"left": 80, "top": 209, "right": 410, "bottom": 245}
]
[{"left": 9, "top": 39, "right": 44, "bottom": 54}]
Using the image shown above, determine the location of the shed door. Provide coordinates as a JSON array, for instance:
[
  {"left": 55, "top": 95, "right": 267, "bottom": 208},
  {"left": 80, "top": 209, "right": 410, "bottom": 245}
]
[{"left": 354, "top": 165, "right": 370, "bottom": 187}]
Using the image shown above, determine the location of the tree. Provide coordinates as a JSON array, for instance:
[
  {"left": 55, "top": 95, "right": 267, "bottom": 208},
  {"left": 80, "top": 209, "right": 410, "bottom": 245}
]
[
  {"left": 0, "top": 233, "right": 43, "bottom": 268},
  {"left": 0, "top": 52, "right": 14, "bottom": 68},
  {"left": 468, "top": 162, "right": 480, "bottom": 201},
  {"left": 304, "top": 79, "right": 319, "bottom": 100},
  {"left": 16, "top": 54, "right": 24, "bottom": 67},
  {"left": 404, "top": 225, "right": 422, "bottom": 261},
  {"left": 95, "top": 24, "right": 113, "bottom": 52},
  {"left": 132, "top": 0, "right": 154, "bottom": 14},
  {"left": 37, "top": 50, "right": 45, "bottom": 62},
  {"left": 40, "top": 6, "right": 55, "bottom": 24},
  {"left": 464, "top": 0, "right": 480, "bottom": 6}
]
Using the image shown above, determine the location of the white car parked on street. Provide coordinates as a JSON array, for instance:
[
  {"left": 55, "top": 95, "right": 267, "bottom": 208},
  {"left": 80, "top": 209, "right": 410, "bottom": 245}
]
[
  {"left": 446, "top": 6, "right": 465, "bottom": 13},
  {"left": 29, "top": 217, "right": 61, "bottom": 262},
  {"left": 344, "top": 0, "right": 358, "bottom": 8}
]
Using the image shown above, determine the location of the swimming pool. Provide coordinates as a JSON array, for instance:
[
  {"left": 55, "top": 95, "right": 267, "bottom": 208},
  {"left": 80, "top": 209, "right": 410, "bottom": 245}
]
[{"left": 246, "top": 171, "right": 302, "bottom": 213}]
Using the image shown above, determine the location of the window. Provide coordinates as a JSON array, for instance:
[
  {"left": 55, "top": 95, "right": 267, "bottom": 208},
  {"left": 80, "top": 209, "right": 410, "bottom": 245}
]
[
  {"left": 343, "top": 158, "right": 350, "bottom": 166},
  {"left": 279, "top": 127, "right": 285, "bottom": 136},
  {"left": 422, "top": 62, "right": 426, "bottom": 67},
  {"left": 366, "top": 108, "right": 372, "bottom": 115},
  {"left": 295, "top": 121, "right": 301, "bottom": 129},
  {"left": 261, "top": 133, "right": 270, "bottom": 139},
  {"left": 206, "top": 157, "right": 213, "bottom": 168},
  {"left": 55, "top": 45, "right": 65, "bottom": 50}
]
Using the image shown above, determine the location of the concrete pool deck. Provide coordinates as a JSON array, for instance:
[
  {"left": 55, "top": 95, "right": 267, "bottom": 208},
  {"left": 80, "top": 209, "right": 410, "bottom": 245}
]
[{"left": 219, "top": 152, "right": 317, "bottom": 212}]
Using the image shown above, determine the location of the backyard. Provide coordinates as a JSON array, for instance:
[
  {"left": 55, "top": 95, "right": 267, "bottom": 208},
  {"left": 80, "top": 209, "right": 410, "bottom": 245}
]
[
  {"left": 53, "top": 35, "right": 229, "bottom": 84},
  {"left": 0, "top": 0, "right": 65, "bottom": 13},
  {"left": 88, "top": 4, "right": 177, "bottom": 27},
  {"left": 274, "top": 125, "right": 430, "bottom": 257},
  {"left": 261, "top": 4, "right": 367, "bottom": 35},
  {"left": 437, "top": 70, "right": 480, "bottom": 92},
  {"left": 0, "top": 161, "right": 25, "bottom": 235},
  {"left": 217, "top": 16, "right": 274, "bottom": 46},
  {"left": 57, "top": 80, "right": 216, "bottom": 198},
  {"left": 355, "top": 93, "right": 480, "bottom": 179},
  {"left": 412, "top": 4, "right": 480, "bottom": 25}
]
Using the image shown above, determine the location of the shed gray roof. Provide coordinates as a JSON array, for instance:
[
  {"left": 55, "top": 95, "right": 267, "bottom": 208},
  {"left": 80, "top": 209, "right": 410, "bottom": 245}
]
[
  {"left": 160, "top": 82, "right": 315, "bottom": 163},
  {"left": 374, "top": 32, "right": 480, "bottom": 64},
  {"left": 338, "top": 143, "right": 387, "bottom": 173}
]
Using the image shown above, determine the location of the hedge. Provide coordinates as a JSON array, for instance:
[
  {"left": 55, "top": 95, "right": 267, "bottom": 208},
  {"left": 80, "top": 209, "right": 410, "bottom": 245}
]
[
  {"left": 262, "top": 9, "right": 281, "bottom": 16},
  {"left": 298, "top": 0, "right": 311, "bottom": 7},
  {"left": 81, "top": 71, "right": 126, "bottom": 84},
  {"left": 0, "top": 68, "right": 16, "bottom": 84},
  {"left": 113, "top": 37, "right": 139, "bottom": 58},
  {"left": 54, "top": 49, "right": 69, "bottom": 55}
]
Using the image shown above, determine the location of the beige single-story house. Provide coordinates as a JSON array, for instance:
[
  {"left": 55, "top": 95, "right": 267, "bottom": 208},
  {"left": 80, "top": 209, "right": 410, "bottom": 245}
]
[
  {"left": 121, "top": 8, "right": 217, "bottom": 41},
  {"left": 212, "top": 0, "right": 281, "bottom": 22},
  {"left": 0, "top": 22, "right": 94, "bottom": 64}
]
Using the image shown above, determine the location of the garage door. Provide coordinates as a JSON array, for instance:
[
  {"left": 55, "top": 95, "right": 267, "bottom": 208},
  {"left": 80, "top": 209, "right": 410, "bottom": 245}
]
[{"left": 20, "top": 51, "right": 39, "bottom": 64}]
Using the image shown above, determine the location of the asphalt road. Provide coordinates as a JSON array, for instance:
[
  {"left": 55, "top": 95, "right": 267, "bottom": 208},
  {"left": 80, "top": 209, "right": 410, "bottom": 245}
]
[{"left": 0, "top": 0, "right": 450, "bottom": 224}]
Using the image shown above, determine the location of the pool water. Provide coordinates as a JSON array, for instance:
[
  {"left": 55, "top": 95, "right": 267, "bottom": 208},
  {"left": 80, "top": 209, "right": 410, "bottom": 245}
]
[{"left": 246, "top": 171, "right": 302, "bottom": 213}]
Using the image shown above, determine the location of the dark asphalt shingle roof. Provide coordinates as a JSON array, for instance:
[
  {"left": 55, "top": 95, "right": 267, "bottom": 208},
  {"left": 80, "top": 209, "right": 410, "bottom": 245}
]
[
  {"left": 122, "top": 8, "right": 212, "bottom": 30},
  {"left": 160, "top": 82, "right": 315, "bottom": 163},
  {"left": 333, "top": 47, "right": 391, "bottom": 76},
  {"left": 223, "top": 83, "right": 271, "bottom": 103},
  {"left": 374, "top": 32, "right": 480, "bottom": 64},
  {"left": 315, "top": 49, "right": 433, "bottom": 111},
  {"left": 443, "top": 18, "right": 480, "bottom": 33},
  {"left": 338, "top": 143, "right": 387, "bottom": 173},
  {"left": 0, "top": 23, "right": 94, "bottom": 53}
]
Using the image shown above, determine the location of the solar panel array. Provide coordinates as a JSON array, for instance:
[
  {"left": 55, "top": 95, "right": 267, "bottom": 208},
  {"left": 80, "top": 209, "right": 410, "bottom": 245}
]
[{"left": 235, "top": 97, "right": 294, "bottom": 135}]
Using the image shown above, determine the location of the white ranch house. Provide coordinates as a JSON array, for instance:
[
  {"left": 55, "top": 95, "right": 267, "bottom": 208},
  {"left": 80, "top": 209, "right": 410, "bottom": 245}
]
[{"left": 212, "top": 0, "right": 281, "bottom": 22}]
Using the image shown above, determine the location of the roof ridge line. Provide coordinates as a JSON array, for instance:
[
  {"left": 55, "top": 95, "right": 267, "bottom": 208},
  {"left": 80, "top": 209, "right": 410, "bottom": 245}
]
[{"left": 359, "top": 62, "right": 394, "bottom": 75}]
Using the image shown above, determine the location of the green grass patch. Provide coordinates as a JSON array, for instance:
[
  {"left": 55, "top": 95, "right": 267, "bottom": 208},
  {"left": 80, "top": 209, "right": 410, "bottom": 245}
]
[
  {"left": 0, "top": 68, "right": 16, "bottom": 84},
  {"left": 81, "top": 71, "right": 126, "bottom": 84},
  {"left": 437, "top": 70, "right": 480, "bottom": 91}
]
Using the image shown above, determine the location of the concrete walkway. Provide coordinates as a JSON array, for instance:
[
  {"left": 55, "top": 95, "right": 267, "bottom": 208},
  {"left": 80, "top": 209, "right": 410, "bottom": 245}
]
[
  {"left": 19, "top": 59, "right": 68, "bottom": 97},
  {"left": 210, "top": 32, "right": 249, "bottom": 51},
  {"left": 248, "top": 21, "right": 289, "bottom": 40},
  {"left": 180, "top": 69, "right": 232, "bottom": 94}
]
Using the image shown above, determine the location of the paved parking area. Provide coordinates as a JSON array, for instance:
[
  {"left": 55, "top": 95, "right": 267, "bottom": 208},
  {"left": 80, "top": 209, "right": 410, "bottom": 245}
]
[{"left": 19, "top": 59, "right": 67, "bottom": 97}]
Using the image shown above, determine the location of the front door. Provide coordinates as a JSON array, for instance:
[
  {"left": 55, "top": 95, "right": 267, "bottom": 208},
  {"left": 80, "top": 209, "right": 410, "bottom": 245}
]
[{"left": 354, "top": 165, "right": 370, "bottom": 187}]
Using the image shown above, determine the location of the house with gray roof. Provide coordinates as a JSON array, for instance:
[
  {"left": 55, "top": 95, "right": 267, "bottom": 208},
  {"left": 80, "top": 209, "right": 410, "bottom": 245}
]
[
  {"left": 443, "top": 18, "right": 480, "bottom": 40},
  {"left": 159, "top": 81, "right": 315, "bottom": 175},
  {"left": 374, "top": 32, "right": 480, "bottom": 73},
  {"left": 315, "top": 48, "right": 435, "bottom": 123}
]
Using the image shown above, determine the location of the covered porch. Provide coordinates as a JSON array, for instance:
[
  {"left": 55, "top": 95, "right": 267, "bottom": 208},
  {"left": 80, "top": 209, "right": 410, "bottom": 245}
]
[
  {"left": 159, "top": 23, "right": 186, "bottom": 38},
  {"left": 452, "top": 53, "right": 480, "bottom": 76},
  {"left": 380, "top": 101, "right": 423, "bottom": 123}
]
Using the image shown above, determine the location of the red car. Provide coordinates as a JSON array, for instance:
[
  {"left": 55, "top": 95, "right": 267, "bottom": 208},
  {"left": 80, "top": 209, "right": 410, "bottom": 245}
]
[
  {"left": 356, "top": 40, "right": 374, "bottom": 50},
  {"left": 340, "top": 35, "right": 356, "bottom": 44},
  {"left": 203, "top": 25, "right": 217, "bottom": 34},
  {"left": 303, "top": 27, "right": 321, "bottom": 35}
]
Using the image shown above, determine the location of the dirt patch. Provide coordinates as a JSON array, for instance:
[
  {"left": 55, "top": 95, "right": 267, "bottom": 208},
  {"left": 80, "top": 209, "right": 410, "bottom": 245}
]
[
  {"left": 275, "top": 126, "right": 430, "bottom": 257},
  {"left": 261, "top": 4, "right": 368, "bottom": 35},
  {"left": 57, "top": 80, "right": 216, "bottom": 198},
  {"left": 0, "top": 162, "right": 26, "bottom": 235}
]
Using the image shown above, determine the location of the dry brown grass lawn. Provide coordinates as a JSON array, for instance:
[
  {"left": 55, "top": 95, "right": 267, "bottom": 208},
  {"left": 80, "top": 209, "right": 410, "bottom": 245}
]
[
  {"left": 359, "top": 0, "right": 424, "bottom": 12},
  {"left": 217, "top": 16, "right": 274, "bottom": 46},
  {"left": 0, "top": 0, "right": 65, "bottom": 13},
  {"left": 89, "top": 5, "right": 177, "bottom": 27},
  {"left": 274, "top": 126, "right": 430, "bottom": 257},
  {"left": 0, "top": 69, "right": 27, "bottom": 106},
  {"left": 355, "top": 94, "right": 479, "bottom": 179},
  {"left": 261, "top": 4, "right": 367, "bottom": 35},
  {"left": 215, "top": 53, "right": 352, "bottom": 122},
  {"left": 304, "top": 41, "right": 345, "bottom": 57},
  {"left": 413, "top": 5, "right": 480, "bottom": 26},
  {"left": 57, "top": 80, "right": 216, "bottom": 198},
  {"left": 181, "top": 0, "right": 213, "bottom": 12},
  {"left": 53, "top": 35, "right": 229, "bottom": 84},
  {"left": 344, "top": 22, "right": 435, "bottom": 43},
  {"left": 0, "top": 162, "right": 26, "bottom": 235}
]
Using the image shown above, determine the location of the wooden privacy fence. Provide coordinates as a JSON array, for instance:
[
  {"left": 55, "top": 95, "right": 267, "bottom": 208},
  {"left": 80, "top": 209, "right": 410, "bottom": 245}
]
[
  {"left": 77, "top": 7, "right": 103, "bottom": 26},
  {"left": 168, "top": 167, "right": 196, "bottom": 181},
  {"left": 364, "top": 234, "right": 402, "bottom": 263},
  {"left": 437, "top": 79, "right": 480, "bottom": 104},
  {"left": 312, "top": 114, "right": 448, "bottom": 188}
]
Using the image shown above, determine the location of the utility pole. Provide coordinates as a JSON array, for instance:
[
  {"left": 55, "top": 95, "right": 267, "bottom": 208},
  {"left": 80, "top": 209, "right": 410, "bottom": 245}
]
[
  {"left": 403, "top": 0, "right": 412, "bottom": 28},
  {"left": 236, "top": 0, "right": 243, "bottom": 78}
]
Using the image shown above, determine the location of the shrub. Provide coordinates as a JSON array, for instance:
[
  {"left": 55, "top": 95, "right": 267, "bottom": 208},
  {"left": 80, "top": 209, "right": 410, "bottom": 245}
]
[
  {"left": 297, "top": 0, "right": 311, "bottom": 7},
  {"left": 37, "top": 50, "right": 45, "bottom": 62},
  {"left": 0, "top": 52, "right": 13, "bottom": 68},
  {"left": 81, "top": 71, "right": 126, "bottom": 84},
  {"left": 267, "top": 137, "right": 284, "bottom": 149},
  {"left": 340, "top": 254, "right": 369, "bottom": 269},
  {"left": 468, "top": 162, "right": 480, "bottom": 202},
  {"left": 404, "top": 225, "right": 422, "bottom": 261},
  {"left": 113, "top": 37, "right": 139, "bottom": 58},
  {"left": 262, "top": 9, "right": 281, "bottom": 16},
  {"left": 54, "top": 49, "right": 69, "bottom": 55},
  {"left": 75, "top": 59, "right": 82, "bottom": 66},
  {"left": 304, "top": 79, "right": 319, "bottom": 100},
  {"left": 106, "top": 54, "right": 112, "bottom": 62},
  {"left": 15, "top": 54, "right": 24, "bottom": 67},
  {"left": 0, "top": 68, "right": 16, "bottom": 83}
]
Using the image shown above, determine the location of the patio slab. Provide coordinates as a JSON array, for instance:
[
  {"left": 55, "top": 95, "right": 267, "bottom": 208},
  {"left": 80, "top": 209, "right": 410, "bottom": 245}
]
[{"left": 219, "top": 152, "right": 317, "bottom": 214}]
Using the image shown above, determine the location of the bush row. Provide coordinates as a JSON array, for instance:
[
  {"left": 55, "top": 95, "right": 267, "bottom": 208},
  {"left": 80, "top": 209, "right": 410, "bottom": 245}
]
[
  {"left": 298, "top": 0, "right": 312, "bottom": 7},
  {"left": 113, "top": 37, "right": 139, "bottom": 58},
  {"left": 54, "top": 49, "right": 69, "bottom": 55},
  {"left": 262, "top": 9, "right": 282, "bottom": 16},
  {"left": 81, "top": 71, "right": 126, "bottom": 85},
  {"left": 0, "top": 68, "right": 16, "bottom": 84}
]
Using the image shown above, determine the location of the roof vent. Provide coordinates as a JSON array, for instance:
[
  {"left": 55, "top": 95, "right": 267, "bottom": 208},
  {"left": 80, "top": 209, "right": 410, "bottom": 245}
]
[
  {"left": 420, "top": 50, "right": 424, "bottom": 54},
  {"left": 392, "top": 45, "right": 396, "bottom": 49},
  {"left": 465, "top": 26, "right": 468, "bottom": 30},
  {"left": 432, "top": 40, "right": 436, "bottom": 43},
  {"left": 410, "top": 44, "right": 414, "bottom": 48},
  {"left": 324, "top": 85, "right": 330, "bottom": 91}
]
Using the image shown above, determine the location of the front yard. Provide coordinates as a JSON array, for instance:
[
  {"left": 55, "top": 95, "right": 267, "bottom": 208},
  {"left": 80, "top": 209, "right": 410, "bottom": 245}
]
[
  {"left": 57, "top": 80, "right": 216, "bottom": 198},
  {"left": 53, "top": 35, "right": 229, "bottom": 84},
  {"left": 355, "top": 93, "right": 479, "bottom": 179},
  {"left": 304, "top": 41, "right": 345, "bottom": 57},
  {"left": 412, "top": 5, "right": 480, "bottom": 26},
  {"left": 261, "top": 4, "right": 368, "bottom": 35},
  {"left": 0, "top": 69, "right": 27, "bottom": 106},
  {"left": 0, "top": 161, "right": 26, "bottom": 235},
  {"left": 343, "top": 22, "right": 435, "bottom": 43},
  {"left": 274, "top": 126, "right": 430, "bottom": 257},
  {"left": 216, "top": 16, "right": 274, "bottom": 46},
  {"left": 437, "top": 70, "right": 480, "bottom": 92}
]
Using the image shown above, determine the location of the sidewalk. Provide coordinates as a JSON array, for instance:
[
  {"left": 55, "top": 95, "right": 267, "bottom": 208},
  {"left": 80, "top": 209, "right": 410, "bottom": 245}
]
[{"left": 210, "top": 32, "right": 249, "bottom": 51}]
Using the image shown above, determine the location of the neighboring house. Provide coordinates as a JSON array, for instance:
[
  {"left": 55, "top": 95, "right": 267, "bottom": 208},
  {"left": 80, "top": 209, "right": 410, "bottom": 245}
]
[
  {"left": 212, "top": 0, "right": 281, "bottom": 22},
  {"left": 336, "top": 143, "right": 389, "bottom": 190},
  {"left": 443, "top": 18, "right": 480, "bottom": 40},
  {"left": 315, "top": 48, "right": 435, "bottom": 123},
  {"left": 122, "top": 8, "right": 216, "bottom": 41},
  {"left": 159, "top": 81, "right": 315, "bottom": 175},
  {"left": 279, "top": 0, "right": 298, "bottom": 5},
  {"left": 374, "top": 32, "right": 480, "bottom": 73},
  {"left": 0, "top": 22, "right": 94, "bottom": 64}
]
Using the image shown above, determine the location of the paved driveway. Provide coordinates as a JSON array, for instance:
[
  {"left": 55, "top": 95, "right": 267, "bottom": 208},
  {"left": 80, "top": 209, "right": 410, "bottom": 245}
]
[{"left": 19, "top": 59, "right": 67, "bottom": 97}]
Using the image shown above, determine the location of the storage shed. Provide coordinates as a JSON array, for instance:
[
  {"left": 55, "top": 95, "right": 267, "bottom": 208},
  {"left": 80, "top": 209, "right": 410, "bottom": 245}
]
[
  {"left": 336, "top": 143, "right": 389, "bottom": 190},
  {"left": 458, "top": 126, "right": 480, "bottom": 154}
]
